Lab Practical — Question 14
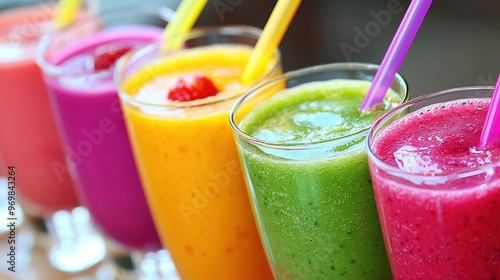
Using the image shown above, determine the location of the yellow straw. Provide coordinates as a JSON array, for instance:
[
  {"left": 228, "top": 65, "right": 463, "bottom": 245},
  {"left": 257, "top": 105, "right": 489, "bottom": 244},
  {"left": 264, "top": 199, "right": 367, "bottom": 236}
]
[
  {"left": 54, "top": 0, "right": 82, "bottom": 28},
  {"left": 163, "top": 0, "right": 208, "bottom": 50},
  {"left": 241, "top": 0, "right": 301, "bottom": 85}
]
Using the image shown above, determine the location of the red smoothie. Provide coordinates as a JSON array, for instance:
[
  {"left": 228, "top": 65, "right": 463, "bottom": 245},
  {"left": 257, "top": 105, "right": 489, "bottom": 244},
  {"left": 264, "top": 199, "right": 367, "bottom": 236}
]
[
  {"left": 0, "top": 3, "right": 82, "bottom": 215},
  {"left": 369, "top": 97, "right": 500, "bottom": 279}
]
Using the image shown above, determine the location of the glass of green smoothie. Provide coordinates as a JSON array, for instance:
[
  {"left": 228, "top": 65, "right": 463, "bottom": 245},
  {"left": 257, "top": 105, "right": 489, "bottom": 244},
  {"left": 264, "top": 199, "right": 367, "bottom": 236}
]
[{"left": 230, "top": 62, "right": 409, "bottom": 279}]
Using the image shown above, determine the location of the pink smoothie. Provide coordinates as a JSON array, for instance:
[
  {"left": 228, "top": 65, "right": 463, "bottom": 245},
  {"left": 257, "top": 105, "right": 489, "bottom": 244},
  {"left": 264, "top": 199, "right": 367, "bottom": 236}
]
[
  {"left": 41, "top": 26, "right": 162, "bottom": 250},
  {"left": 0, "top": 4, "right": 80, "bottom": 215},
  {"left": 370, "top": 99, "right": 500, "bottom": 279}
]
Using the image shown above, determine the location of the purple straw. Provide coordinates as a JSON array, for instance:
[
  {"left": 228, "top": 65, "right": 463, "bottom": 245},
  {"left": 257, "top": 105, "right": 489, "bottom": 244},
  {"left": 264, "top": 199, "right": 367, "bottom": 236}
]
[
  {"left": 478, "top": 73, "right": 500, "bottom": 149},
  {"left": 360, "top": 0, "right": 433, "bottom": 111}
]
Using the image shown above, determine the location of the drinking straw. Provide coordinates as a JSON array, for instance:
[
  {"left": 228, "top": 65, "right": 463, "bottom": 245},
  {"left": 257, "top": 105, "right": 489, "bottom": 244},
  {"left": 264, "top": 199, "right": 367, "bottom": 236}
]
[
  {"left": 54, "top": 0, "right": 82, "bottom": 28},
  {"left": 241, "top": 0, "right": 302, "bottom": 85},
  {"left": 478, "top": 73, "right": 500, "bottom": 149},
  {"left": 359, "top": 0, "right": 433, "bottom": 111},
  {"left": 163, "top": 0, "right": 208, "bottom": 50}
]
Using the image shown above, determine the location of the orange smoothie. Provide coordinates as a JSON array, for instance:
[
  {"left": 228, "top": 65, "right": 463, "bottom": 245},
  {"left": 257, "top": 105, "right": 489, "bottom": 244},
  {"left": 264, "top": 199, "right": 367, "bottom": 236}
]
[{"left": 118, "top": 35, "right": 280, "bottom": 279}]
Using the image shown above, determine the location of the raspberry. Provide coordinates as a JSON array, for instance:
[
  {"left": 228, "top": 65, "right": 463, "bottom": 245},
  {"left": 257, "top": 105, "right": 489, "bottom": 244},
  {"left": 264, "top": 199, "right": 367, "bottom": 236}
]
[
  {"left": 167, "top": 74, "right": 219, "bottom": 101},
  {"left": 93, "top": 45, "right": 132, "bottom": 71}
]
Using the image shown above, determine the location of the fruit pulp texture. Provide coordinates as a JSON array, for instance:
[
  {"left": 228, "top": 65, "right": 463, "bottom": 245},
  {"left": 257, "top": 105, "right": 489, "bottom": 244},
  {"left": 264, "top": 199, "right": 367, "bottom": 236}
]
[
  {"left": 371, "top": 99, "right": 500, "bottom": 279},
  {"left": 43, "top": 26, "right": 163, "bottom": 250},
  {"left": 238, "top": 80, "right": 400, "bottom": 279},
  {"left": 0, "top": 4, "right": 79, "bottom": 215},
  {"left": 121, "top": 45, "right": 277, "bottom": 280}
]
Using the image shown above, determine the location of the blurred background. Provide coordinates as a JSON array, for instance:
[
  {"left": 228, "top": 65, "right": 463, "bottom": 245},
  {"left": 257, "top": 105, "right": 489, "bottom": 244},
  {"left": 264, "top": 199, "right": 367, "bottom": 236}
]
[
  {"left": 2, "top": 0, "right": 500, "bottom": 96},
  {"left": 198, "top": 0, "right": 500, "bottom": 96}
]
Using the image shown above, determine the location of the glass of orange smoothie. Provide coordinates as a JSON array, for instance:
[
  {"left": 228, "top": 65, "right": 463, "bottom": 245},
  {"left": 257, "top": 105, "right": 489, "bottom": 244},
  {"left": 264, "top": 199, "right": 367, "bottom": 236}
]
[{"left": 116, "top": 25, "right": 281, "bottom": 279}]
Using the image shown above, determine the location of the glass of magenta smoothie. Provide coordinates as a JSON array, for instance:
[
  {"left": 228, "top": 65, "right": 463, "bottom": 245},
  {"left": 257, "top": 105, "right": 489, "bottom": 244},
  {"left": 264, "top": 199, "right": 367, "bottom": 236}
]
[
  {"left": 367, "top": 86, "right": 500, "bottom": 279},
  {"left": 37, "top": 4, "right": 179, "bottom": 279},
  {"left": 0, "top": 0, "right": 107, "bottom": 273},
  {"left": 230, "top": 63, "right": 409, "bottom": 279}
]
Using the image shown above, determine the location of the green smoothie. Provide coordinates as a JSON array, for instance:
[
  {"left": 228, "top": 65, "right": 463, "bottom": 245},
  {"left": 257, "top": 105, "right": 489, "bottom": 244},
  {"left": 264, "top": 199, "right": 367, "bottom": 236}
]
[{"left": 237, "top": 79, "right": 400, "bottom": 279}]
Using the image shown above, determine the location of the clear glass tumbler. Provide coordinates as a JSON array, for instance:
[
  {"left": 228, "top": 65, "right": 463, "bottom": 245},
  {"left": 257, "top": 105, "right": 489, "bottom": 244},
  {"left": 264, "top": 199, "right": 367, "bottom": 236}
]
[
  {"left": 0, "top": 0, "right": 105, "bottom": 273},
  {"left": 230, "top": 63, "right": 409, "bottom": 279},
  {"left": 116, "top": 25, "right": 281, "bottom": 280},
  {"left": 37, "top": 4, "right": 179, "bottom": 279},
  {"left": 366, "top": 86, "right": 500, "bottom": 279}
]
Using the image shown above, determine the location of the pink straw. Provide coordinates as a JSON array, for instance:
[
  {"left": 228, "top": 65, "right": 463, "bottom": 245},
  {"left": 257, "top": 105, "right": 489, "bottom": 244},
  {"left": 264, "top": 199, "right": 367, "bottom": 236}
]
[
  {"left": 478, "top": 73, "right": 500, "bottom": 149},
  {"left": 360, "top": 0, "right": 433, "bottom": 111}
]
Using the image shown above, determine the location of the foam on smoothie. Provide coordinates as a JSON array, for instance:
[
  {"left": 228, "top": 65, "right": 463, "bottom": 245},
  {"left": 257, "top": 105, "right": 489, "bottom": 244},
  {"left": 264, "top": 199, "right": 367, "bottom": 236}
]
[
  {"left": 241, "top": 79, "right": 401, "bottom": 145},
  {"left": 0, "top": 22, "right": 51, "bottom": 61},
  {"left": 0, "top": 5, "right": 54, "bottom": 61},
  {"left": 373, "top": 98, "right": 500, "bottom": 176},
  {"left": 129, "top": 44, "right": 261, "bottom": 105}
]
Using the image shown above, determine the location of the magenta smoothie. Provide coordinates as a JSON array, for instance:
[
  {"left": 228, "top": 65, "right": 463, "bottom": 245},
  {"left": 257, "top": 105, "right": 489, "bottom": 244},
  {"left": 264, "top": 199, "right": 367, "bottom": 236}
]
[
  {"left": 368, "top": 96, "right": 500, "bottom": 279},
  {"left": 39, "top": 26, "right": 162, "bottom": 250}
]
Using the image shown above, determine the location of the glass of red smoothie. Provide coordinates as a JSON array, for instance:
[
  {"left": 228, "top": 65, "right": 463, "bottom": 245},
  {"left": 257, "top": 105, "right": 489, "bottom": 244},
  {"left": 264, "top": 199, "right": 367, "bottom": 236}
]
[
  {"left": 36, "top": 4, "right": 179, "bottom": 279},
  {"left": 0, "top": 0, "right": 107, "bottom": 273},
  {"left": 367, "top": 86, "right": 500, "bottom": 279}
]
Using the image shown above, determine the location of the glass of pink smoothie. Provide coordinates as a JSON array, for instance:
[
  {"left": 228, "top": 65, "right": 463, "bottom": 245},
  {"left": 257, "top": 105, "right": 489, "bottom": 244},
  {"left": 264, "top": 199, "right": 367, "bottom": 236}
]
[
  {"left": 37, "top": 4, "right": 179, "bottom": 279},
  {"left": 0, "top": 0, "right": 107, "bottom": 273},
  {"left": 367, "top": 86, "right": 500, "bottom": 279}
]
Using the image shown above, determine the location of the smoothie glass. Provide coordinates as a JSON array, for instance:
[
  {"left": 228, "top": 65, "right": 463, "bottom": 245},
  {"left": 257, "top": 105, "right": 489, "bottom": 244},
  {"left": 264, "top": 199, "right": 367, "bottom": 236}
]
[
  {"left": 116, "top": 26, "right": 281, "bottom": 280},
  {"left": 230, "top": 63, "right": 409, "bottom": 279},
  {"left": 0, "top": 0, "right": 106, "bottom": 273},
  {"left": 366, "top": 87, "right": 500, "bottom": 279},
  {"left": 37, "top": 4, "right": 179, "bottom": 279}
]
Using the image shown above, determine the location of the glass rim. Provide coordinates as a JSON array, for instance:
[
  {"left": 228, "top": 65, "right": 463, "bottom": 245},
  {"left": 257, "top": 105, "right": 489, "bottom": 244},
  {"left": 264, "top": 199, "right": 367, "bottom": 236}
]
[
  {"left": 229, "top": 62, "right": 409, "bottom": 150},
  {"left": 35, "top": 3, "right": 175, "bottom": 76},
  {"left": 0, "top": 0, "right": 100, "bottom": 57},
  {"left": 115, "top": 24, "right": 283, "bottom": 110},
  {"left": 366, "top": 85, "right": 498, "bottom": 182}
]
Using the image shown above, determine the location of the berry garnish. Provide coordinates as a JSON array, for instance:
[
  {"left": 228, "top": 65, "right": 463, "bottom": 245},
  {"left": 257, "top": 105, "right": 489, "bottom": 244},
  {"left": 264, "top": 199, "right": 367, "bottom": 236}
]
[
  {"left": 167, "top": 74, "right": 219, "bottom": 101},
  {"left": 93, "top": 45, "right": 132, "bottom": 71}
]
